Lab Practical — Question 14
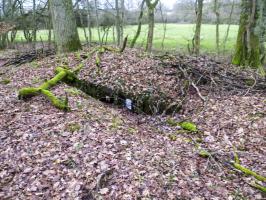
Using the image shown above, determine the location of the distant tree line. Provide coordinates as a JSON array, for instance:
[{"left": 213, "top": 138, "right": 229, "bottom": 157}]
[{"left": 0, "top": 0, "right": 265, "bottom": 75}]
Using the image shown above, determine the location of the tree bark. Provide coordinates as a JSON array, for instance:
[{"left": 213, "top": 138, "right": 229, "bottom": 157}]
[
  {"left": 94, "top": 0, "right": 101, "bottom": 45},
  {"left": 214, "top": 0, "right": 220, "bottom": 54},
  {"left": 232, "top": 0, "right": 266, "bottom": 75},
  {"left": 49, "top": 0, "right": 81, "bottom": 53},
  {"left": 193, "top": 0, "right": 204, "bottom": 55},
  {"left": 85, "top": 0, "right": 92, "bottom": 45},
  {"left": 130, "top": 0, "right": 145, "bottom": 48},
  {"left": 145, "top": 0, "right": 159, "bottom": 53},
  {"left": 115, "top": 0, "right": 121, "bottom": 46},
  {"left": 223, "top": 0, "right": 235, "bottom": 53},
  {"left": 120, "top": 0, "right": 125, "bottom": 43}
]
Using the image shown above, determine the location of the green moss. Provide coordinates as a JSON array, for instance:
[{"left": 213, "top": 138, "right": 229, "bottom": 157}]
[
  {"left": 195, "top": 137, "right": 203, "bottom": 143},
  {"left": 1, "top": 78, "right": 11, "bottom": 85},
  {"left": 30, "top": 61, "right": 40, "bottom": 68},
  {"left": 31, "top": 77, "right": 41, "bottom": 84},
  {"left": 110, "top": 117, "right": 122, "bottom": 129},
  {"left": 179, "top": 121, "right": 198, "bottom": 132},
  {"left": 40, "top": 89, "right": 69, "bottom": 111},
  {"left": 128, "top": 127, "right": 137, "bottom": 134},
  {"left": 168, "top": 134, "right": 177, "bottom": 141},
  {"left": 19, "top": 69, "right": 68, "bottom": 100},
  {"left": 64, "top": 88, "right": 81, "bottom": 96},
  {"left": 74, "top": 52, "right": 82, "bottom": 61},
  {"left": 95, "top": 52, "right": 101, "bottom": 68},
  {"left": 40, "top": 70, "right": 67, "bottom": 89},
  {"left": 251, "top": 183, "right": 266, "bottom": 193},
  {"left": 55, "top": 67, "right": 75, "bottom": 81},
  {"left": 166, "top": 118, "right": 179, "bottom": 126},
  {"left": 198, "top": 149, "right": 211, "bottom": 158},
  {"left": 18, "top": 87, "right": 40, "bottom": 99},
  {"left": 65, "top": 122, "right": 81, "bottom": 133},
  {"left": 62, "top": 35, "right": 82, "bottom": 53},
  {"left": 232, "top": 162, "right": 266, "bottom": 182},
  {"left": 244, "top": 79, "right": 255, "bottom": 86}
]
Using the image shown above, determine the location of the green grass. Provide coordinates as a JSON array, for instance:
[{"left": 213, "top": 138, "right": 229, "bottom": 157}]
[{"left": 14, "top": 24, "right": 239, "bottom": 53}]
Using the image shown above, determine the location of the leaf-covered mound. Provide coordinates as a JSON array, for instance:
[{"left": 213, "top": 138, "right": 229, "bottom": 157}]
[{"left": 0, "top": 48, "right": 265, "bottom": 199}]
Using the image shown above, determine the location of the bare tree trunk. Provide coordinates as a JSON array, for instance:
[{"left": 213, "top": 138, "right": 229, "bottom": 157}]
[
  {"left": 78, "top": 3, "right": 88, "bottom": 44},
  {"left": 112, "top": 25, "right": 116, "bottom": 44},
  {"left": 85, "top": 0, "right": 92, "bottom": 45},
  {"left": 223, "top": 0, "right": 235, "bottom": 53},
  {"left": 0, "top": 0, "right": 7, "bottom": 49},
  {"left": 145, "top": 0, "right": 159, "bottom": 53},
  {"left": 49, "top": 0, "right": 81, "bottom": 53},
  {"left": 130, "top": 0, "right": 145, "bottom": 48},
  {"left": 33, "top": 0, "right": 37, "bottom": 44},
  {"left": 159, "top": 2, "right": 167, "bottom": 50},
  {"left": 193, "top": 0, "right": 204, "bottom": 55},
  {"left": 115, "top": 0, "right": 121, "bottom": 46},
  {"left": 94, "top": 0, "right": 101, "bottom": 45},
  {"left": 120, "top": 0, "right": 125, "bottom": 42},
  {"left": 214, "top": 0, "right": 220, "bottom": 54},
  {"left": 48, "top": 0, "right": 52, "bottom": 49}
]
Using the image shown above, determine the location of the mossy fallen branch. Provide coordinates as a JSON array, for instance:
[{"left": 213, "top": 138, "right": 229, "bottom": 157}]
[
  {"left": 232, "top": 162, "right": 266, "bottom": 182},
  {"left": 18, "top": 68, "right": 68, "bottom": 99},
  {"left": 249, "top": 182, "right": 266, "bottom": 193},
  {"left": 40, "top": 89, "right": 69, "bottom": 111},
  {"left": 18, "top": 67, "right": 71, "bottom": 110},
  {"left": 231, "top": 151, "right": 266, "bottom": 183},
  {"left": 18, "top": 87, "right": 40, "bottom": 98}
]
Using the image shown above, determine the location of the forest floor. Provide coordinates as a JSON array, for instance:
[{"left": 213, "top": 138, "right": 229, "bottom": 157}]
[{"left": 0, "top": 47, "right": 265, "bottom": 199}]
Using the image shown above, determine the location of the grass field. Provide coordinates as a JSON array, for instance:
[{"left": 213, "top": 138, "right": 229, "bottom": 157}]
[{"left": 14, "top": 24, "right": 239, "bottom": 53}]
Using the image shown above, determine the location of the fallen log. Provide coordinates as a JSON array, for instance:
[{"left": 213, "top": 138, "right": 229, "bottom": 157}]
[{"left": 3, "top": 49, "right": 55, "bottom": 67}]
